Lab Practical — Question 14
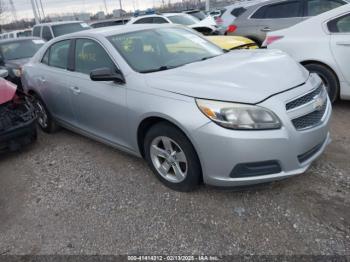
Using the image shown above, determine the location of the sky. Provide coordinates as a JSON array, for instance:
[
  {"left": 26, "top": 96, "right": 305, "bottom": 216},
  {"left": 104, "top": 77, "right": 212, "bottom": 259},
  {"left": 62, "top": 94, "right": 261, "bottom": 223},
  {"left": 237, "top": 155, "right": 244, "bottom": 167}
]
[{"left": 2, "top": 0, "right": 178, "bottom": 22}]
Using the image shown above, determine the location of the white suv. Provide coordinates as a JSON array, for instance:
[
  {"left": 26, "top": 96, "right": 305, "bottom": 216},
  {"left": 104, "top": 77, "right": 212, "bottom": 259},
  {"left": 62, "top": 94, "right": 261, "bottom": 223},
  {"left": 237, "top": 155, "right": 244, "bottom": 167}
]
[
  {"left": 32, "top": 21, "right": 91, "bottom": 41},
  {"left": 128, "top": 13, "right": 219, "bottom": 35}
]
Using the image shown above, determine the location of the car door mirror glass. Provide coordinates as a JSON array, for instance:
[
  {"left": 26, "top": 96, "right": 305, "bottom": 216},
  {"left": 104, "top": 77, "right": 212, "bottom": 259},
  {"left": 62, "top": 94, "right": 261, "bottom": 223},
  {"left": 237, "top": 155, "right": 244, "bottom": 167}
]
[{"left": 90, "top": 67, "right": 125, "bottom": 83}]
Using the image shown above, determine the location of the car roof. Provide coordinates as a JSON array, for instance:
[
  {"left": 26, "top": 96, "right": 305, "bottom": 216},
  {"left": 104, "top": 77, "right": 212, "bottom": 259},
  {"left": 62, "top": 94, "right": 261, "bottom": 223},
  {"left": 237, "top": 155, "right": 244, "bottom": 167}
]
[
  {"left": 224, "top": 0, "right": 270, "bottom": 9},
  {"left": 0, "top": 37, "right": 42, "bottom": 44},
  {"left": 34, "top": 21, "right": 84, "bottom": 27},
  {"left": 90, "top": 18, "right": 130, "bottom": 25},
  {"left": 163, "top": 13, "right": 188, "bottom": 16},
  {"left": 55, "top": 24, "right": 183, "bottom": 39}
]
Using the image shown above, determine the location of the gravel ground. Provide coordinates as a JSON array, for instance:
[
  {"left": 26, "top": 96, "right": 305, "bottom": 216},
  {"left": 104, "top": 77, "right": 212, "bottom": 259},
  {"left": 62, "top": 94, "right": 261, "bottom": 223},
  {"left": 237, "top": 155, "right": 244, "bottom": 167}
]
[{"left": 0, "top": 102, "right": 349, "bottom": 256}]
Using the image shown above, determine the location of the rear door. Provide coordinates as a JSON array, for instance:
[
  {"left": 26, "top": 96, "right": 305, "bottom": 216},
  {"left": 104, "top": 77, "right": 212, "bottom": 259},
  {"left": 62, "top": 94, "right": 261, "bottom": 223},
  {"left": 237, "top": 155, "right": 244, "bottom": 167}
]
[
  {"left": 328, "top": 13, "right": 350, "bottom": 85},
  {"left": 246, "top": 1, "right": 303, "bottom": 42},
  {"left": 36, "top": 40, "right": 76, "bottom": 124},
  {"left": 67, "top": 38, "right": 128, "bottom": 147}
]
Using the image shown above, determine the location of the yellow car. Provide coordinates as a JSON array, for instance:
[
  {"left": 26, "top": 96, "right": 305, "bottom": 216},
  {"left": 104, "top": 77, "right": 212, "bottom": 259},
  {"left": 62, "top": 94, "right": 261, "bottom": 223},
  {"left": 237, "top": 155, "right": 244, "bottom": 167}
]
[{"left": 207, "top": 36, "right": 258, "bottom": 51}]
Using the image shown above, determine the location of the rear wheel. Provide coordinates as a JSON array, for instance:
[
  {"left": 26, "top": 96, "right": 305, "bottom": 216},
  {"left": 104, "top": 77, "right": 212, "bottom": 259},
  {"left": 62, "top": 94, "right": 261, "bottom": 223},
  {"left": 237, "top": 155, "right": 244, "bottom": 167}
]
[
  {"left": 33, "top": 94, "right": 59, "bottom": 133},
  {"left": 144, "top": 122, "right": 201, "bottom": 192},
  {"left": 304, "top": 63, "right": 339, "bottom": 103}
]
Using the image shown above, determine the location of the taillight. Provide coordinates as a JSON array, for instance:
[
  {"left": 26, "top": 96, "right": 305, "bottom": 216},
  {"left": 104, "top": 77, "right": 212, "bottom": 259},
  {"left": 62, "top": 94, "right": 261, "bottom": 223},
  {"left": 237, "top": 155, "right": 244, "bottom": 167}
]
[
  {"left": 226, "top": 25, "right": 237, "bottom": 33},
  {"left": 263, "top": 36, "right": 284, "bottom": 46}
]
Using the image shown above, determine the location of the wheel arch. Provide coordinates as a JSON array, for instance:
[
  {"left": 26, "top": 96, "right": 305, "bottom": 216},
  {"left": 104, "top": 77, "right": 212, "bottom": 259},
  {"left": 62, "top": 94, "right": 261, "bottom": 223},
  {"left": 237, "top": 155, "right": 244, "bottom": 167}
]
[
  {"left": 137, "top": 115, "right": 203, "bottom": 183},
  {"left": 301, "top": 60, "right": 340, "bottom": 85}
]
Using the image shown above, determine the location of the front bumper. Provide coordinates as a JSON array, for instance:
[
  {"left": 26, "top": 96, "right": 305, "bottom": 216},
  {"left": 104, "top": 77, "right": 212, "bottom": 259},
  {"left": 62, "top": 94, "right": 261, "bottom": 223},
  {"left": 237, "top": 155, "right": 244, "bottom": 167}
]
[
  {"left": 192, "top": 81, "right": 332, "bottom": 187},
  {"left": 0, "top": 119, "right": 37, "bottom": 152}
]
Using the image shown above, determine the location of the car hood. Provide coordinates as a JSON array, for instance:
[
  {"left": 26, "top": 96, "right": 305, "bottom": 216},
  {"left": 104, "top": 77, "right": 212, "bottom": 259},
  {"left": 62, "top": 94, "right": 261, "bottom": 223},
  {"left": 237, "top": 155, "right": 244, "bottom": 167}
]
[
  {"left": 145, "top": 49, "right": 309, "bottom": 104},
  {"left": 5, "top": 58, "right": 30, "bottom": 68},
  {"left": 0, "top": 78, "right": 17, "bottom": 105}
]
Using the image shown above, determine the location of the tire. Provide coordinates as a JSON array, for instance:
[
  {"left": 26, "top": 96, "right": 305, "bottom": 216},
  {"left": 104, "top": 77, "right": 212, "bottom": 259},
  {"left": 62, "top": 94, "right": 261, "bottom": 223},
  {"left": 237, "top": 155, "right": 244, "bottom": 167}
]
[
  {"left": 144, "top": 122, "right": 202, "bottom": 192},
  {"left": 32, "top": 94, "right": 59, "bottom": 133},
  {"left": 304, "top": 63, "right": 339, "bottom": 103}
]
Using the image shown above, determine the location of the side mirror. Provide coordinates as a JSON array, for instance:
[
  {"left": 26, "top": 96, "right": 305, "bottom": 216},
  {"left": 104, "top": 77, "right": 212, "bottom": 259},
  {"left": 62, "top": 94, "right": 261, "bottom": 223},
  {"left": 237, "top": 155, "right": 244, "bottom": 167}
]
[
  {"left": 90, "top": 68, "right": 125, "bottom": 83},
  {"left": 0, "top": 69, "right": 8, "bottom": 78}
]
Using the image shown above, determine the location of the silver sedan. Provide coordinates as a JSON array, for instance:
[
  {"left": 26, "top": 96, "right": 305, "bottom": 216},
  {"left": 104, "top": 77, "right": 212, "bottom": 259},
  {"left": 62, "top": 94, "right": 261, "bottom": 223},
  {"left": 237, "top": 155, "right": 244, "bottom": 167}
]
[{"left": 22, "top": 24, "right": 331, "bottom": 191}]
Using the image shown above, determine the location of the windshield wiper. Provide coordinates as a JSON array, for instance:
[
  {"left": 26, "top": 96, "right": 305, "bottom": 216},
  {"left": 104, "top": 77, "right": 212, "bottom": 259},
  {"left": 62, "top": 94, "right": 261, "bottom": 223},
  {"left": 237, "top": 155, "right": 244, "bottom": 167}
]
[
  {"left": 140, "top": 65, "right": 179, "bottom": 74},
  {"left": 201, "top": 55, "right": 217, "bottom": 61}
]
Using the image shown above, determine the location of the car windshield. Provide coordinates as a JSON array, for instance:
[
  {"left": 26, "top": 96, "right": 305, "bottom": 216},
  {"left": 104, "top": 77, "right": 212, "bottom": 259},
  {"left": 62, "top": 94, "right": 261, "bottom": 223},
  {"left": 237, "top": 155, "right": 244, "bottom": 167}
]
[
  {"left": 167, "top": 15, "right": 199, "bottom": 25},
  {"left": 0, "top": 39, "right": 45, "bottom": 60},
  {"left": 52, "top": 22, "right": 91, "bottom": 37},
  {"left": 108, "top": 27, "right": 224, "bottom": 73}
]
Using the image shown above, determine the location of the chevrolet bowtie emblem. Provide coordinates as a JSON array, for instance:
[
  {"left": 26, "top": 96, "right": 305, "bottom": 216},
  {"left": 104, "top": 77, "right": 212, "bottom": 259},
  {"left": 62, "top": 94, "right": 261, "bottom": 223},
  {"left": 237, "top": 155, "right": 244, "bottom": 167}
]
[{"left": 313, "top": 95, "right": 325, "bottom": 111}]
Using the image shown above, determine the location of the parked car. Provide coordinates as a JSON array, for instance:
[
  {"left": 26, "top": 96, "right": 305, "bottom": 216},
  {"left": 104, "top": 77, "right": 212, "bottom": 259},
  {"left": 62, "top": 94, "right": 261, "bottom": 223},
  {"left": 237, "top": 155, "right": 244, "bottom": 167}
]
[
  {"left": 264, "top": 4, "right": 350, "bottom": 102},
  {"left": 0, "top": 29, "right": 33, "bottom": 40},
  {"left": 90, "top": 18, "right": 130, "bottom": 28},
  {"left": 0, "top": 69, "right": 36, "bottom": 153},
  {"left": 128, "top": 13, "right": 220, "bottom": 35},
  {"left": 217, "top": 0, "right": 268, "bottom": 31},
  {"left": 32, "top": 21, "right": 91, "bottom": 41},
  {"left": 0, "top": 37, "right": 45, "bottom": 88},
  {"left": 22, "top": 24, "right": 331, "bottom": 191},
  {"left": 207, "top": 35, "right": 258, "bottom": 50},
  {"left": 226, "top": 0, "right": 348, "bottom": 45}
]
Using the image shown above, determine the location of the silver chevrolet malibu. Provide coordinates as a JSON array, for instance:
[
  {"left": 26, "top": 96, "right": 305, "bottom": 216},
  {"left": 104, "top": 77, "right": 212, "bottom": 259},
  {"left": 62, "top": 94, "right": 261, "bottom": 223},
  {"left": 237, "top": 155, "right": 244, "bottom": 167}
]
[{"left": 22, "top": 24, "right": 331, "bottom": 191}]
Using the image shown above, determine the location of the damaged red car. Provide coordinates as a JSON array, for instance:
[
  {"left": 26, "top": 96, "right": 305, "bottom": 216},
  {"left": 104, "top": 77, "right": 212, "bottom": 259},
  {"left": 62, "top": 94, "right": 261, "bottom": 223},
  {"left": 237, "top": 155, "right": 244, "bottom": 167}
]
[{"left": 0, "top": 69, "right": 36, "bottom": 152}]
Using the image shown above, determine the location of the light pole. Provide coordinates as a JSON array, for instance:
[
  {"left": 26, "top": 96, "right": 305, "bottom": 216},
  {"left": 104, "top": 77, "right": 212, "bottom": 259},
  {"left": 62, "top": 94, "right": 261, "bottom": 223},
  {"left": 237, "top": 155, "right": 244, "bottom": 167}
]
[
  {"left": 30, "top": 0, "right": 40, "bottom": 24},
  {"left": 206, "top": 0, "right": 210, "bottom": 11}
]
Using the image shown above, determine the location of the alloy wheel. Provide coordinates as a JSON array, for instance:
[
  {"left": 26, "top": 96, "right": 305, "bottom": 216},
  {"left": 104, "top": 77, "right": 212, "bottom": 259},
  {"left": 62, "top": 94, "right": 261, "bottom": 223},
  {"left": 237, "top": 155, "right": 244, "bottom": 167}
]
[{"left": 150, "top": 136, "right": 188, "bottom": 183}]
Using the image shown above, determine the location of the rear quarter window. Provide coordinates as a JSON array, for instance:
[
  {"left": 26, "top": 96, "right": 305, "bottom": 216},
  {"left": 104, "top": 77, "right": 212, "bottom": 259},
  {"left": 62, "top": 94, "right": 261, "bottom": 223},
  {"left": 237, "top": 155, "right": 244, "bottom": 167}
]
[
  {"left": 328, "top": 13, "right": 350, "bottom": 33},
  {"left": 231, "top": 7, "right": 247, "bottom": 17}
]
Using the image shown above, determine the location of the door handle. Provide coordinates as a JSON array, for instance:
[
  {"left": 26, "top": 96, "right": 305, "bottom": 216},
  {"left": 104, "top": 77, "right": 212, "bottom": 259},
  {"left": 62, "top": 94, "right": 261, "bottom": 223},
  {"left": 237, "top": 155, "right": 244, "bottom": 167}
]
[
  {"left": 261, "top": 27, "right": 271, "bottom": 32},
  {"left": 39, "top": 77, "right": 46, "bottom": 83},
  {"left": 71, "top": 86, "right": 81, "bottom": 95},
  {"left": 336, "top": 41, "right": 350, "bottom": 46}
]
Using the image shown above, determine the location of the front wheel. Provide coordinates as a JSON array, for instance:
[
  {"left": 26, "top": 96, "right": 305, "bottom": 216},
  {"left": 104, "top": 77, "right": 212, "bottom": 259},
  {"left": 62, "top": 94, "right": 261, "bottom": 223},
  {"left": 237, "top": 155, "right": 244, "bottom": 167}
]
[
  {"left": 144, "top": 122, "right": 202, "bottom": 192},
  {"left": 304, "top": 63, "right": 339, "bottom": 103},
  {"left": 33, "top": 94, "right": 59, "bottom": 133}
]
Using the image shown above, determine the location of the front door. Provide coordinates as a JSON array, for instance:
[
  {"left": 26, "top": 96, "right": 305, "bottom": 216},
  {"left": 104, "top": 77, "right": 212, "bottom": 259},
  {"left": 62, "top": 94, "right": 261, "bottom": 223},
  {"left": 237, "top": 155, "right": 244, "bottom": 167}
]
[
  {"left": 68, "top": 38, "right": 128, "bottom": 148},
  {"left": 36, "top": 40, "right": 76, "bottom": 125}
]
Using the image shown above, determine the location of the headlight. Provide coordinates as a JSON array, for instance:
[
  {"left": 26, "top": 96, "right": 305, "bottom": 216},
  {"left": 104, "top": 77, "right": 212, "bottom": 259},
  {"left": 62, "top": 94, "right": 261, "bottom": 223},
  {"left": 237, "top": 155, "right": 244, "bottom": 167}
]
[
  {"left": 12, "top": 68, "right": 22, "bottom": 77},
  {"left": 196, "top": 99, "right": 282, "bottom": 130}
]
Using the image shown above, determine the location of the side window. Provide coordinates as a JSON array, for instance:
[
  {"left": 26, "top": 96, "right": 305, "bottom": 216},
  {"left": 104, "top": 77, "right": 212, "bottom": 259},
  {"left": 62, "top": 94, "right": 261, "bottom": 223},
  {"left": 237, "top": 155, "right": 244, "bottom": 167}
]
[
  {"left": 48, "top": 40, "right": 70, "bottom": 69},
  {"left": 42, "top": 26, "right": 53, "bottom": 41},
  {"left": 306, "top": 0, "right": 346, "bottom": 17},
  {"left": 251, "top": 6, "right": 268, "bottom": 19},
  {"left": 134, "top": 17, "right": 154, "bottom": 24},
  {"left": 75, "top": 39, "right": 116, "bottom": 75},
  {"left": 42, "top": 49, "right": 50, "bottom": 65},
  {"left": 328, "top": 13, "right": 350, "bottom": 33},
  {"left": 264, "top": 1, "right": 302, "bottom": 18},
  {"left": 33, "top": 26, "right": 41, "bottom": 37},
  {"left": 252, "top": 2, "right": 302, "bottom": 19},
  {"left": 153, "top": 17, "right": 169, "bottom": 24}
]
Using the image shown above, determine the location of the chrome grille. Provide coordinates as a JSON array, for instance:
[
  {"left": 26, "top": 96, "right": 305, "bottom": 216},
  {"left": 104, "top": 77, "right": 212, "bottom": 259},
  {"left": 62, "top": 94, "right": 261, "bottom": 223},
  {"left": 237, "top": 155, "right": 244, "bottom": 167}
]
[
  {"left": 286, "top": 85, "right": 323, "bottom": 111},
  {"left": 286, "top": 85, "right": 328, "bottom": 131},
  {"left": 292, "top": 101, "right": 327, "bottom": 130}
]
